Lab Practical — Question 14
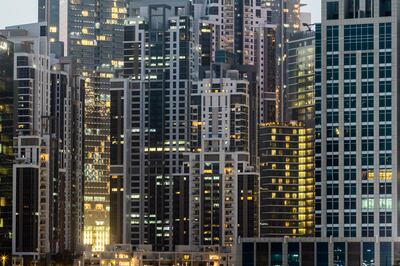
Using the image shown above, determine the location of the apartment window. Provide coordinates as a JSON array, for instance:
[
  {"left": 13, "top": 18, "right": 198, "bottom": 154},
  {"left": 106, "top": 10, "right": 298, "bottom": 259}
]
[
  {"left": 327, "top": 26, "right": 339, "bottom": 52},
  {"left": 379, "top": 110, "right": 391, "bottom": 122},
  {"left": 327, "top": 2, "right": 339, "bottom": 20},
  {"left": 379, "top": 66, "right": 392, "bottom": 79},
  {"left": 379, "top": 124, "right": 391, "bottom": 136},
  {"left": 344, "top": 97, "right": 356, "bottom": 109},
  {"left": 345, "top": 0, "right": 374, "bottom": 18},
  {"left": 379, "top": 154, "right": 392, "bottom": 165},
  {"left": 361, "top": 67, "right": 374, "bottom": 79},
  {"left": 344, "top": 53, "right": 357, "bottom": 65},
  {"left": 379, "top": 81, "right": 391, "bottom": 93},
  {"left": 344, "top": 227, "right": 356, "bottom": 237},
  {"left": 379, "top": 52, "right": 392, "bottom": 64},
  {"left": 344, "top": 68, "right": 357, "bottom": 80},
  {"left": 344, "top": 82, "right": 356, "bottom": 94},
  {"left": 344, "top": 111, "right": 356, "bottom": 123},
  {"left": 344, "top": 24, "right": 374, "bottom": 51},
  {"left": 362, "top": 82, "right": 374, "bottom": 94},
  {"left": 362, "top": 140, "right": 373, "bottom": 151},
  {"left": 379, "top": 23, "right": 392, "bottom": 49},
  {"left": 380, "top": 0, "right": 391, "bottom": 16},
  {"left": 361, "top": 52, "right": 374, "bottom": 64},
  {"left": 379, "top": 139, "right": 391, "bottom": 151}
]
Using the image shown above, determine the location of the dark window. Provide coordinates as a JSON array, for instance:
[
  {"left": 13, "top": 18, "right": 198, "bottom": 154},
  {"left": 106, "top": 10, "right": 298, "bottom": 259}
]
[
  {"left": 380, "top": 0, "right": 391, "bottom": 16},
  {"left": 327, "top": 2, "right": 339, "bottom": 20}
]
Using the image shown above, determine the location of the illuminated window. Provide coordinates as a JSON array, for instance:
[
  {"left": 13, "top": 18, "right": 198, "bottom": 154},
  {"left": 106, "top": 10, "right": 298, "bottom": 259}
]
[
  {"left": 379, "top": 198, "right": 392, "bottom": 209},
  {"left": 362, "top": 198, "right": 374, "bottom": 209},
  {"left": 0, "top": 197, "right": 5, "bottom": 207},
  {"left": 81, "top": 39, "right": 95, "bottom": 46},
  {"left": 379, "top": 170, "right": 392, "bottom": 181}
]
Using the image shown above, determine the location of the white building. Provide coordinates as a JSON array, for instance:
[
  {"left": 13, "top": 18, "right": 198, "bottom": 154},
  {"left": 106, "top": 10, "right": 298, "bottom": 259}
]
[{"left": 187, "top": 69, "right": 259, "bottom": 260}]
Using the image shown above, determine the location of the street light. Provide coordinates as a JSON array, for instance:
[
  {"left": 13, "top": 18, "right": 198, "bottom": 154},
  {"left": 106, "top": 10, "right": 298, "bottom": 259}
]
[{"left": 1, "top": 255, "right": 7, "bottom": 266}]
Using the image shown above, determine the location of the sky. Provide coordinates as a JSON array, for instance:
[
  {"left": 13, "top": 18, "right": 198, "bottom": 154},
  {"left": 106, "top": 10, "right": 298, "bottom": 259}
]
[
  {"left": 302, "top": 0, "right": 321, "bottom": 23},
  {"left": 0, "top": 0, "right": 321, "bottom": 29},
  {"left": 0, "top": 0, "right": 38, "bottom": 28}
]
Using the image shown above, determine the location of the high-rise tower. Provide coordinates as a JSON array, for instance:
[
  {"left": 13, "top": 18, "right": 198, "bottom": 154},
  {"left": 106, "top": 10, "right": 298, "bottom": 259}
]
[
  {"left": 188, "top": 68, "right": 259, "bottom": 254},
  {"left": 121, "top": 2, "right": 194, "bottom": 250},
  {"left": 38, "top": 0, "right": 128, "bottom": 252},
  {"left": 315, "top": 0, "right": 398, "bottom": 260},
  {"left": 0, "top": 36, "right": 14, "bottom": 257}
]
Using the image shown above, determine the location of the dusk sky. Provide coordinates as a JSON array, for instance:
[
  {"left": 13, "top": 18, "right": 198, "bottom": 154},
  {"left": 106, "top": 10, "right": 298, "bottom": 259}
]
[{"left": 0, "top": 0, "right": 321, "bottom": 29}]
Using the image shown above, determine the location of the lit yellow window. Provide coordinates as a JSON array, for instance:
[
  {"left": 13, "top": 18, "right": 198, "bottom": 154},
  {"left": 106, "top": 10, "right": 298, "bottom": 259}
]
[{"left": 0, "top": 197, "right": 5, "bottom": 207}]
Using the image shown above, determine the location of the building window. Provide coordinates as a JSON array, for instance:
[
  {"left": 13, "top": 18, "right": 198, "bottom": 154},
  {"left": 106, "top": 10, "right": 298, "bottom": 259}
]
[
  {"left": 380, "top": 0, "right": 391, "bottom": 17},
  {"left": 334, "top": 243, "right": 346, "bottom": 266},
  {"left": 327, "top": 2, "right": 339, "bottom": 20},
  {"left": 363, "top": 242, "right": 375, "bottom": 265},
  {"left": 344, "top": 24, "right": 374, "bottom": 51}
]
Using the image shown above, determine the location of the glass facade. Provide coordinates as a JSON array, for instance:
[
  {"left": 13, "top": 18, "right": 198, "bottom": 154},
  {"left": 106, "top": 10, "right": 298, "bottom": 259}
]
[
  {"left": 363, "top": 242, "right": 375, "bottom": 266},
  {"left": 82, "top": 70, "right": 112, "bottom": 251},
  {"left": 0, "top": 37, "right": 14, "bottom": 255},
  {"left": 271, "top": 243, "right": 283, "bottom": 266},
  {"left": 315, "top": 0, "right": 396, "bottom": 240},
  {"left": 288, "top": 243, "right": 299, "bottom": 266},
  {"left": 380, "top": 242, "right": 392, "bottom": 266},
  {"left": 287, "top": 32, "right": 315, "bottom": 127}
]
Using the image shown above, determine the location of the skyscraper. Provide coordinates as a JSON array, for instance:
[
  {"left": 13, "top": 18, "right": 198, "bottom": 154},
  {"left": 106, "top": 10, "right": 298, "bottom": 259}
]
[
  {"left": 39, "top": 0, "right": 128, "bottom": 252},
  {"left": 122, "top": 2, "right": 194, "bottom": 250},
  {"left": 3, "top": 23, "right": 52, "bottom": 265},
  {"left": 264, "top": 0, "right": 302, "bottom": 121},
  {"left": 2, "top": 23, "right": 85, "bottom": 264},
  {"left": 0, "top": 36, "right": 14, "bottom": 257},
  {"left": 316, "top": 0, "right": 397, "bottom": 262},
  {"left": 188, "top": 68, "right": 259, "bottom": 253},
  {"left": 287, "top": 31, "right": 315, "bottom": 127},
  {"left": 109, "top": 78, "right": 126, "bottom": 245}
]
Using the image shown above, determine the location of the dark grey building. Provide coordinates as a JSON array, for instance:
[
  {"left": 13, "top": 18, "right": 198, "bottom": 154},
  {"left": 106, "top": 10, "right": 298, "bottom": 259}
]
[
  {"left": 122, "top": 3, "right": 193, "bottom": 250},
  {"left": 109, "top": 79, "right": 126, "bottom": 245},
  {"left": 0, "top": 36, "right": 14, "bottom": 256}
]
